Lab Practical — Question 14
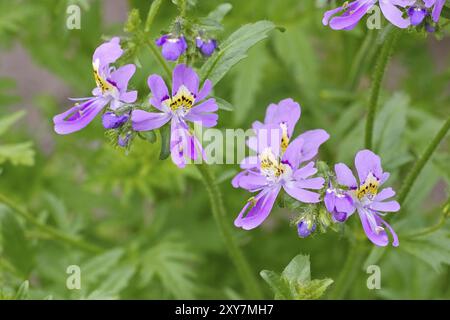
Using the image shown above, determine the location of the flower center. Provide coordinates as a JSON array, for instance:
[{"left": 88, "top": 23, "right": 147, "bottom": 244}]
[
  {"left": 167, "top": 85, "right": 195, "bottom": 113},
  {"left": 356, "top": 172, "right": 379, "bottom": 200},
  {"left": 259, "top": 147, "right": 291, "bottom": 183},
  {"left": 93, "top": 60, "right": 114, "bottom": 94}
]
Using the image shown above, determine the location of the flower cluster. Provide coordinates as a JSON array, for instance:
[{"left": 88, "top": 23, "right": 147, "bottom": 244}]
[
  {"left": 156, "top": 33, "right": 218, "bottom": 61},
  {"left": 323, "top": 0, "right": 446, "bottom": 31},
  {"left": 232, "top": 100, "right": 400, "bottom": 247}
]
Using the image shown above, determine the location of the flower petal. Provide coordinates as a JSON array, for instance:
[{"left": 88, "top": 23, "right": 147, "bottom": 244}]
[
  {"left": 295, "top": 129, "right": 330, "bottom": 163},
  {"left": 358, "top": 207, "right": 389, "bottom": 247},
  {"left": 93, "top": 37, "right": 123, "bottom": 70},
  {"left": 172, "top": 64, "right": 199, "bottom": 97},
  {"left": 293, "top": 161, "right": 317, "bottom": 180},
  {"left": 264, "top": 98, "right": 301, "bottom": 137},
  {"left": 354, "top": 149, "right": 383, "bottom": 183},
  {"left": 335, "top": 163, "right": 358, "bottom": 188},
  {"left": 283, "top": 183, "right": 321, "bottom": 203},
  {"left": 374, "top": 187, "right": 396, "bottom": 202},
  {"left": 148, "top": 74, "right": 169, "bottom": 111},
  {"left": 379, "top": 0, "right": 411, "bottom": 28},
  {"left": 370, "top": 200, "right": 400, "bottom": 212},
  {"left": 109, "top": 64, "right": 136, "bottom": 92},
  {"left": 196, "top": 79, "right": 212, "bottom": 102},
  {"left": 131, "top": 110, "right": 171, "bottom": 131},
  {"left": 234, "top": 187, "right": 280, "bottom": 230}
]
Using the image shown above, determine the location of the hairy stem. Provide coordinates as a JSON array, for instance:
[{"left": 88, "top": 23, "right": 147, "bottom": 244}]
[
  {"left": 196, "top": 163, "right": 263, "bottom": 299},
  {"left": 398, "top": 115, "right": 450, "bottom": 204},
  {"left": 365, "top": 28, "right": 400, "bottom": 149},
  {"left": 0, "top": 193, "right": 102, "bottom": 254}
]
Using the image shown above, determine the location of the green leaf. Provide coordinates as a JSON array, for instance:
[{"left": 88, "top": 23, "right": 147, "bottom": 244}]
[
  {"left": 86, "top": 265, "right": 136, "bottom": 299},
  {"left": 14, "top": 280, "right": 29, "bottom": 300},
  {"left": 206, "top": 3, "right": 232, "bottom": 22},
  {"left": 400, "top": 231, "right": 450, "bottom": 273},
  {"left": 232, "top": 44, "right": 268, "bottom": 124},
  {"left": 261, "top": 254, "right": 333, "bottom": 300},
  {"left": 214, "top": 96, "right": 234, "bottom": 111},
  {"left": 200, "top": 21, "right": 276, "bottom": 85},
  {"left": 0, "top": 111, "right": 25, "bottom": 136},
  {"left": 138, "top": 130, "right": 157, "bottom": 143},
  {"left": 0, "top": 207, "right": 35, "bottom": 276},
  {"left": 0, "top": 142, "right": 35, "bottom": 166},
  {"left": 82, "top": 248, "right": 125, "bottom": 287},
  {"left": 159, "top": 124, "right": 171, "bottom": 160},
  {"left": 259, "top": 270, "right": 291, "bottom": 300}
]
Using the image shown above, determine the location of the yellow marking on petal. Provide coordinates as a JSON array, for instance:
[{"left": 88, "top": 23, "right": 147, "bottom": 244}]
[
  {"left": 356, "top": 172, "right": 379, "bottom": 200},
  {"left": 259, "top": 148, "right": 285, "bottom": 179},
  {"left": 169, "top": 85, "right": 195, "bottom": 112},
  {"left": 93, "top": 60, "right": 114, "bottom": 94},
  {"left": 247, "top": 196, "right": 257, "bottom": 207},
  {"left": 280, "top": 122, "right": 289, "bottom": 153}
]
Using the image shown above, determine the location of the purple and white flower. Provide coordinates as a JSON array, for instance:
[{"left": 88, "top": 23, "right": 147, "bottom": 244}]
[
  {"left": 53, "top": 37, "right": 137, "bottom": 135},
  {"left": 327, "top": 150, "right": 400, "bottom": 247},
  {"left": 232, "top": 99, "right": 330, "bottom": 230},
  {"left": 156, "top": 34, "right": 188, "bottom": 61},
  {"left": 196, "top": 37, "right": 218, "bottom": 57},
  {"left": 323, "top": 0, "right": 413, "bottom": 30},
  {"left": 407, "top": 0, "right": 446, "bottom": 26},
  {"left": 131, "top": 64, "right": 218, "bottom": 168},
  {"left": 297, "top": 220, "right": 317, "bottom": 238}
]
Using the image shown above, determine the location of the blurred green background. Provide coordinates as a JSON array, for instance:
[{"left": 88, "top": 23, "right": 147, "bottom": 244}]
[{"left": 0, "top": 0, "right": 449, "bottom": 299}]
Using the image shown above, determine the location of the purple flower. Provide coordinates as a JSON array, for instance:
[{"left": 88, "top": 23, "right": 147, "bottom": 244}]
[
  {"left": 297, "top": 220, "right": 316, "bottom": 238},
  {"left": 329, "top": 150, "right": 400, "bottom": 247},
  {"left": 323, "top": 0, "right": 412, "bottom": 30},
  {"left": 407, "top": 0, "right": 446, "bottom": 26},
  {"left": 232, "top": 99, "right": 330, "bottom": 230},
  {"left": 196, "top": 37, "right": 218, "bottom": 57},
  {"left": 131, "top": 64, "right": 217, "bottom": 168},
  {"left": 156, "top": 34, "right": 187, "bottom": 61},
  {"left": 102, "top": 112, "right": 129, "bottom": 129},
  {"left": 324, "top": 184, "right": 354, "bottom": 222},
  {"left": 118, "top": 132, "right": 131, "bottom": 148},
  {"left": 53, "top": 37, "right": 137, "bottom": 135}
]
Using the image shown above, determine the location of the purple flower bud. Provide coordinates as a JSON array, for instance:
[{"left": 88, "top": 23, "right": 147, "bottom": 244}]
[
  {"left": 196, "top": 37, "right": 217, "bottom": 57},
  {"left": 118, "top": 132, "right": 131, "bottom": 148},
  {"left": 408, "top": 6, "right": 428, "bottom": 26},
  {"left": 297, "top": 221, "right": 316, "bottom": 238},
  {"left": 425, "top": 22, "right": 436, "bottom": 33},
  {"left": 324, "top": 186, "right": 354, "bottom": 223},
  {"left": 102, "top": 112, "right": 129, "bottom": 129},
  {"left": 155, "top": 34, "right": 187, "bottom": 61}
]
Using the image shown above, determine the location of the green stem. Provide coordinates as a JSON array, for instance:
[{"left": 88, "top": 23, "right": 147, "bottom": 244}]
[
  {"left": 0, "top": 193, "right": 102, "bottom": 254},
  {"left": 397, "top": 115, "right": 450, "bottom": 204},
  {"left": 147, "top": 41, "right": 172, "bottom": 80},
  {"left": 144, "top": 0, "right": 164, "bottom": 32},
  {"left": 364, "top": 28, "right": 400, "bottom": 149},
  {"left": 347, "top": 31, "right": 377, "bottom": 90},
  {"left": 196, "top": 163, "right": 263, "bottom": 299}
]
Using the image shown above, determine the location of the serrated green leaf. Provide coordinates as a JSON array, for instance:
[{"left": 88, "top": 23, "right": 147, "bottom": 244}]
[
  {"left": 0, "top": 111, "right": 25, "bottom": 136},
  {"left": 0, "top": 142, "right": 35, "bottom": 166},
  {"left": 87, "top": 265, "right": 135, "bottom": 299},
  {"left": 82, "top": 248, "right": 125, "bottom": 286},
  {"left": 282, "top": 254, "right": 311, "bottom": 283},
  {"left": 200, "top": 20, "right": 276, "bottom": 85},
  {"left": 259, "top": 270, "right": 291, "bottom": 300}
]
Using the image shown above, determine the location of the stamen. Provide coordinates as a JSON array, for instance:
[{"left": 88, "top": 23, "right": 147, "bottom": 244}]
[
  {"left": 280, "top": 122, "right": 289, "bottom": 153},
  {"left": 93, "top": 60, "right": 114, "bottom": 94}
]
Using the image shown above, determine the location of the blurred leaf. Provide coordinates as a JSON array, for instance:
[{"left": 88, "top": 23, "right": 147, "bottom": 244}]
[
  {"left": 214, "top": 96, "right": 234, "bottom": 111},
  {"left": 14, "top": 280, "right": 29, "bottom": 300},
  {"left": 0, "top": 207, "right": 35, "bottom": 276},
  {"left": 206, "top": 3, "right": 232, "bottom": 22},
  {"left": 0, "top": 111, "right": 25, "bottom": 136},
  {"left": 87, "top": 265, "right": 136, "bottom": 299},
  {"left": 200, "top": 21, "right": 276, "bottom": 85},
  {"left": 0, "top": 142, "right": 35, "bottom": 166},
  {"left": 261, "top": 254, "right": 333, "bottom": 300},
  {"left": 82, "top": 248, "right": 125, "bottom": 287},
  {"left": 159, "top": 124, "right": 171, "bottom": 160}
]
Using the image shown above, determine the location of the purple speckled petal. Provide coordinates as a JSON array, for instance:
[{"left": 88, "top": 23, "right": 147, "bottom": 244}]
[
  {"left": 234, "top": 187, "right": 280, "bottom": 230},
  {"left": 355, "top": 149, "right": 383, "bottom": 184},
  {"left": 93, "top": 37, "right": 123, "bottom": 71},
  {"left": 370, "top": 200, "right": 400, "bottom": 212},
  {"left": 53, "top": 98, "right": 108, "bottom": 135},
  {"left": 131, "top": 110, "right": 171, "bottom": 131},
  {"left": 335, "top": 163, "right": 357, "bottom": 188},
  {"left": 172, "top": 64, "right": 199, "bottom": 97}
]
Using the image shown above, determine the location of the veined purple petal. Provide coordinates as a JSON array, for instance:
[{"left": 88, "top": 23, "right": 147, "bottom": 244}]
[
  {"left": 185, "top": 112, "right": 218, "bottom": 128},
  {"left": 189, "top": 98, "right": 218, "bottom": 113},
  {"left": 196, "top": 80, "right": 212, "bottom": 102},
  {"left": 408, "top": 6, "right": 428, "bottom": 25},
  {"left": 53, "top": 98, "right": 108, "bottom": 135},
  {"left": 295, "top": 129, "right": 330, "bottom": 163},
  {"left": 159, "top": 37, "right": 187, "bottom": 61},
  {"left": 102, "top": 112, "right": 129, "bottom": 129},
  {"left": 234, "top": 171, "right": 268, "bottom": 192},
  {"left": 335, "top": 194, "right": 355, "bottom": 215},
  {"left": 375, "top": 214, "right": 399, "bottom": 247},
  {"left": 329, "top": 0, "right": 376, "bottom": 30},
  {"left": 294, "top": 177, "right": 325, "bottom": 190},
  {"left": 120, "top": 91, "right": 138, "bottom": 104},
  {"left": 324, "top": 190, "right": 336, "bottom": 213},
  {"left": 234, "top": 187, "right": 280, "bottom": 230},
  {"left": 282, "top": 137, "right": 304, "bottom": 169},
  {"left": 432, "top": 0, "right": 446, "bottom": 22},
  {"left": 131, "top": 110, "right": 171, "bottom": 131},
  {"left": 172, "top": 64, "right": 199, "bottom": 97},
  {"left": 358, "top": 207, "right": 389, "bottom": 247},
  {"left": 354, "top": 149, "right": 383, "bottom": 183},
  {"left": 293, "top": 162, "right": 317, "bottom": 180},
  {"left": 335, "top": 163, "right": 358, "bottom": 188}
]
